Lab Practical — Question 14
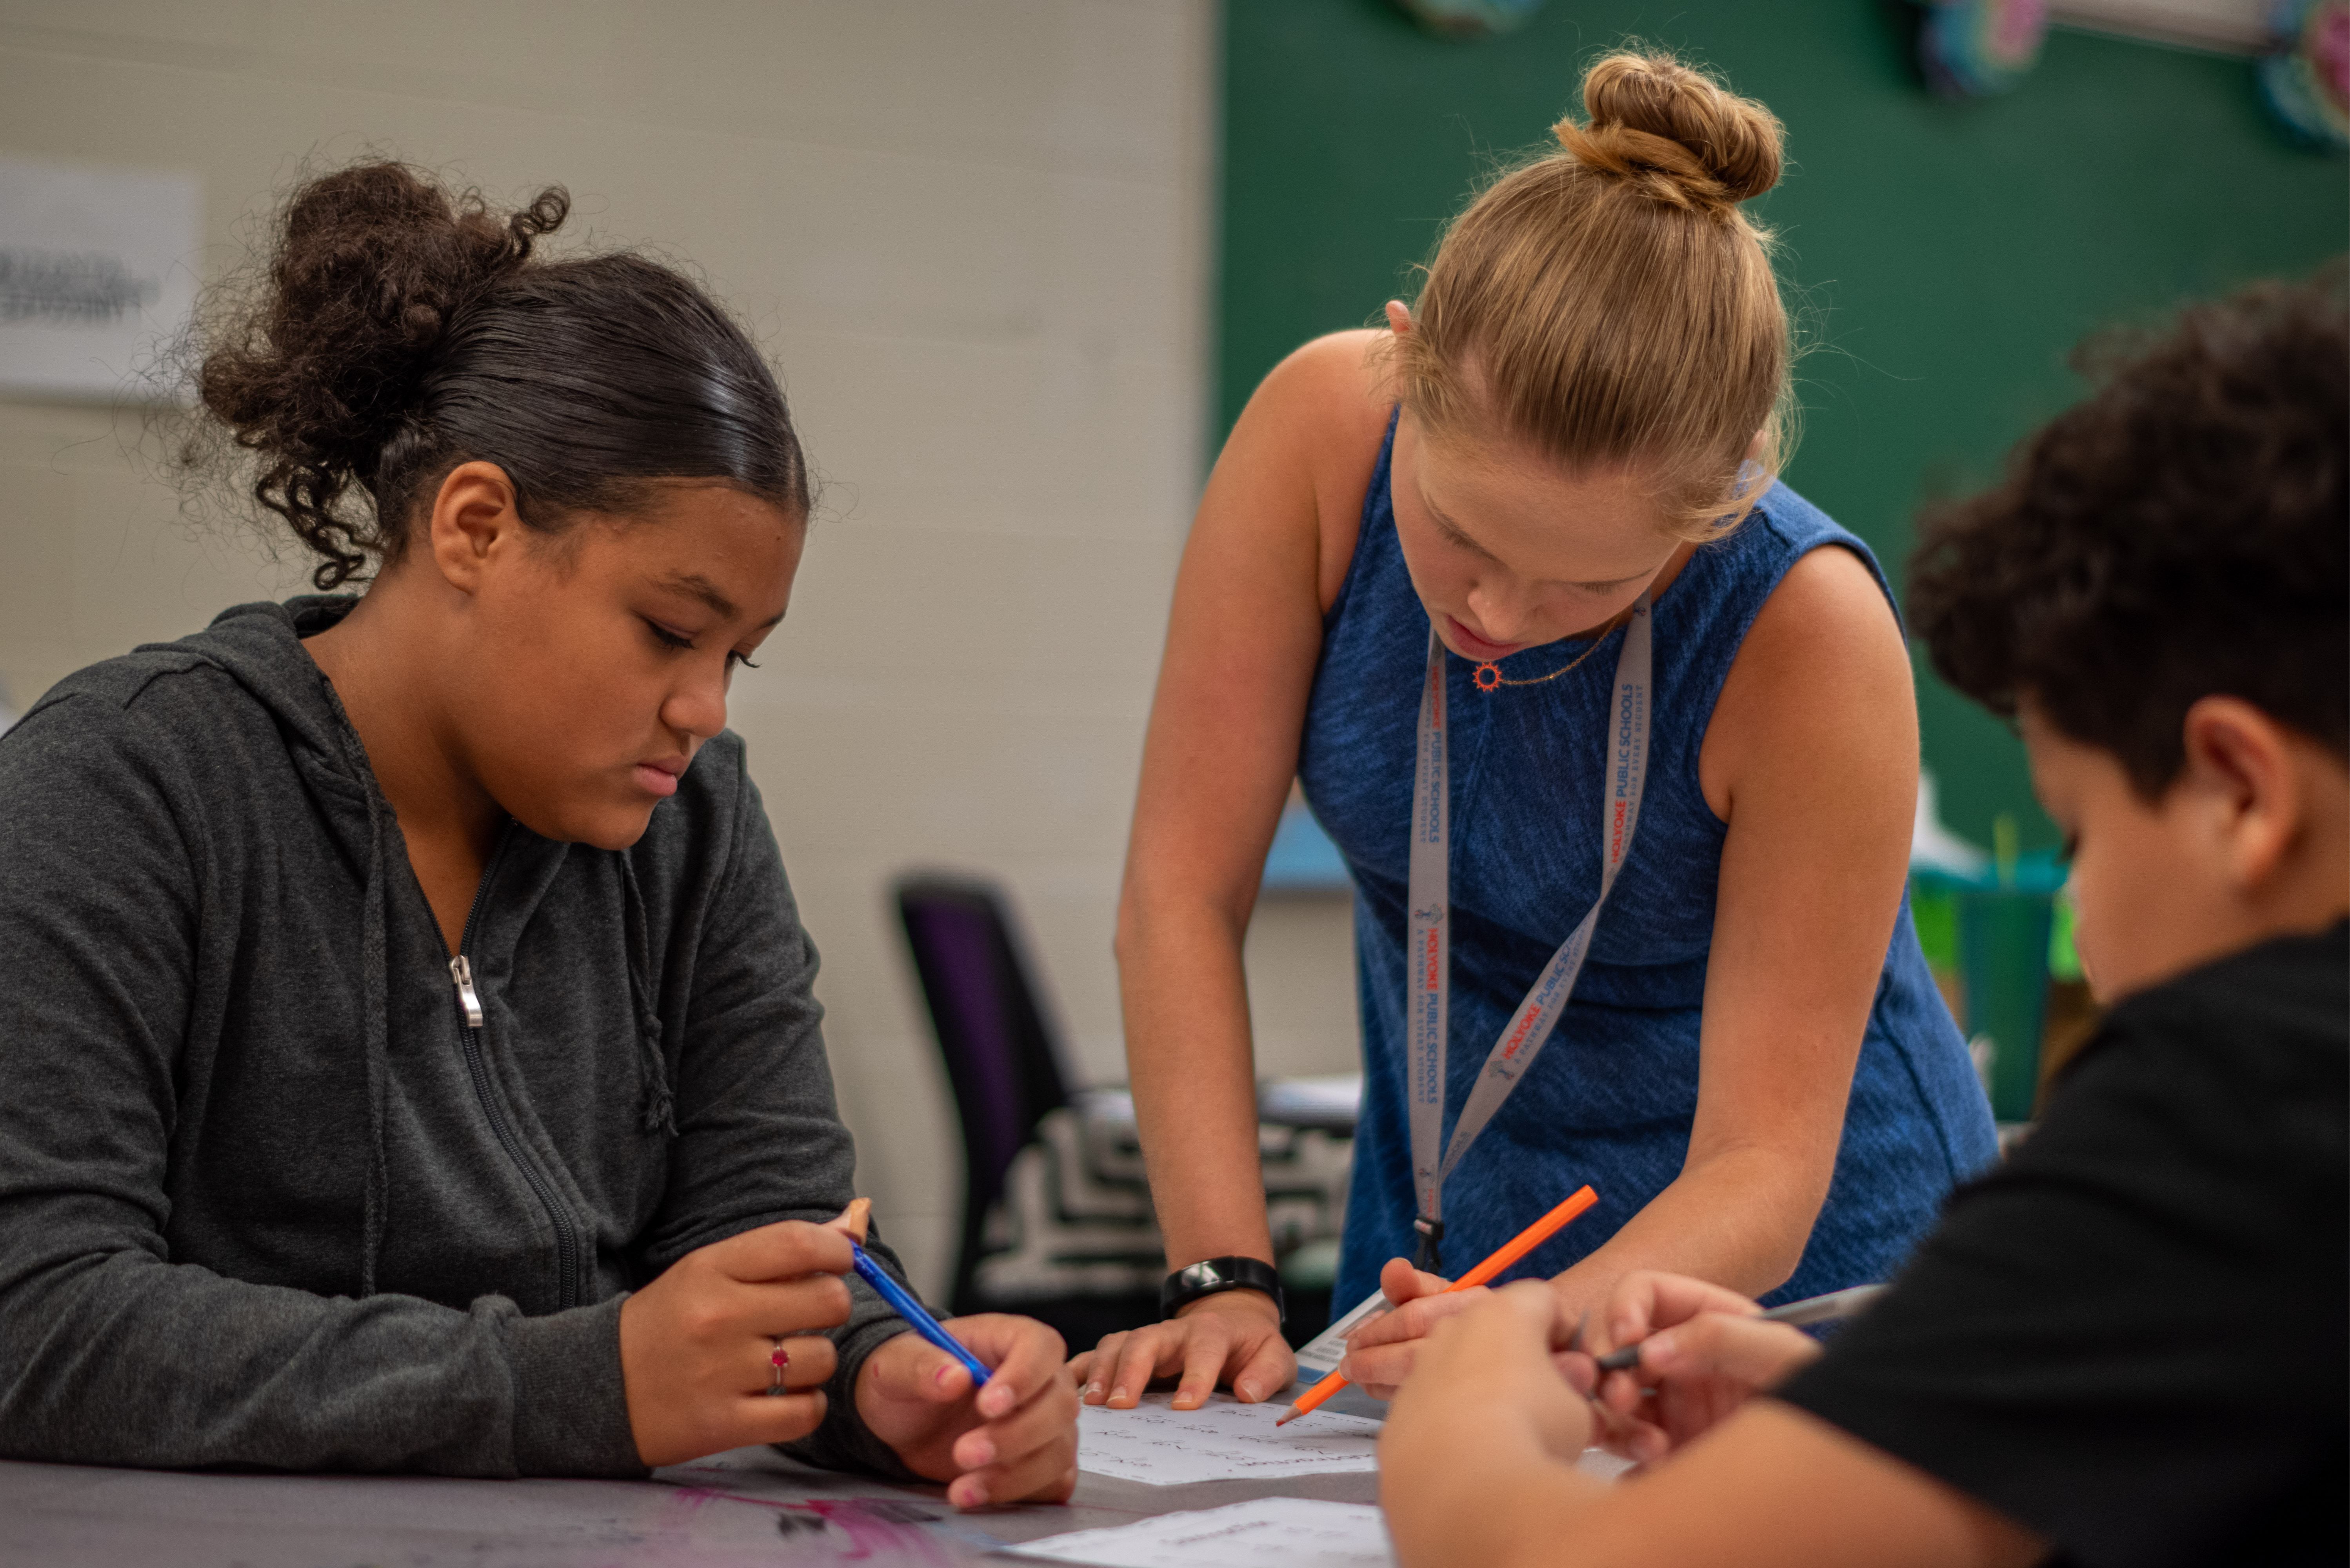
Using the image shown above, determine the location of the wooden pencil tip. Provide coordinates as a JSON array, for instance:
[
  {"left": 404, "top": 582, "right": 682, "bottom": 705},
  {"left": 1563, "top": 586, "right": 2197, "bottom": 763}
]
[{"left": 1274, "top": 1408, "right": 1302, "bottom": 1426}]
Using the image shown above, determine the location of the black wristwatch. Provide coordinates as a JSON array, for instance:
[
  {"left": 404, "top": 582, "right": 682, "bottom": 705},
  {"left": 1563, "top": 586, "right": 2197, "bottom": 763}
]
[{"left": 1160, "top": 1256, "right": 1284, "bottom": 1325}]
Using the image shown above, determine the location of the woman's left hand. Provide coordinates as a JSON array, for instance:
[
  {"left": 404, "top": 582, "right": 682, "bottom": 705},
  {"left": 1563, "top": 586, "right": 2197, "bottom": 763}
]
[
  {"left": 1335, "top": 1257, "right": 1492, "bottom": 1397},
  {"left": 855, "top": 1315, "right": 1079, "bottom": 1510}
]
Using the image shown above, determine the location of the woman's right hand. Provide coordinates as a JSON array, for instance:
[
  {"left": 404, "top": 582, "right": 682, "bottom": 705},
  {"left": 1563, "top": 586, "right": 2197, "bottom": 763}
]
[
  {"left": 1101, "top": 338, "right": 1385, "bottom": 1419},
  {"left": 1069, "top": 1289, "right": 1296, "bottom": 1409},
  {"left": 618, "top": 1213, "right": 860, "bottom": 1466},
  {"left": 1562, "top": 1270, "right": 1823, "bottom": 1465}
]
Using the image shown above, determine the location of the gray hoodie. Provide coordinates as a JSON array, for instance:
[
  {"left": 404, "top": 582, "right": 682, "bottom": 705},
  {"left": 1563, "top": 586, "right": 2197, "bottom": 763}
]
[{"left": 0, "top": 596, "right": 916, "bottom": 1477}]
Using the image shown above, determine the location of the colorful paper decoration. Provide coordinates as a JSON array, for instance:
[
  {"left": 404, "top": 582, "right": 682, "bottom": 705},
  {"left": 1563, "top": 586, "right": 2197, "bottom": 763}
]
[
  {"left": 1391, "top": 0, "right": 1547, "bottom": 39},
  {"left": 1917, "top": 0, "right": 2052, "bottom": 97},
  {"left": 2260, "top": 0, "right": 2350, "bottom": 150}
]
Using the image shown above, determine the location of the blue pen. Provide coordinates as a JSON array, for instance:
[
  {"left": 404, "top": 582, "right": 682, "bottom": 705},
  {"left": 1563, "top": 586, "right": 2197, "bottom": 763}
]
[{"left": 850, "top": 1242, "right": 992, "bottom": 1387}]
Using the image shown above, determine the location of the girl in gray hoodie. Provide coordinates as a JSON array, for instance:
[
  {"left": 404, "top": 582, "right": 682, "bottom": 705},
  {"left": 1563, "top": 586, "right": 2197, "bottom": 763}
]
[{"left": 0, "top": 162, "right": 1077, "bottom": 1506}]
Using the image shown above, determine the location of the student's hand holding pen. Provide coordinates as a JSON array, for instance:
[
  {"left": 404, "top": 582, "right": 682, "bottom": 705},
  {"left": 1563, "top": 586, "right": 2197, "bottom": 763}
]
[
  {"left": 1397, "top": 1280, "right": 1598, "bottom": 1457},
  {"left": 854, "top": 1312, "right": 1078, "bottom": 1508},
  {"left": 829, "top": 1201, "right": 1078, "bottom": 1509},
  {"left": 618, "top": 1199, "right": 1077, "bottom": 1504},
  {"left": 618, "top": 1205, "right": 866, "bottom": 1467},
  {"left": 1563, "top": 1270, "right": 1823, "bottom": 1465},
  {"left": 1378, "top": 1282, "right": 1599, "bottom": 1568}
]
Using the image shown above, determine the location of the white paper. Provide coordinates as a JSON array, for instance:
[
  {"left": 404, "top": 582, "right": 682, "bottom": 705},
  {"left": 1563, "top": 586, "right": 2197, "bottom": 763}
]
[
  {"left": 0, "top": 155, "right": 202, "bottom": 400},
  {"left": 1293, "top": 1284, "right": 1392, "bottom": 1377},
  {"left": 1075, "top": 1390, "right": 1382, "bottom": 1484},
  {"left": 1004, "top": 1497, "right": 1393, "bottom": 1568}
]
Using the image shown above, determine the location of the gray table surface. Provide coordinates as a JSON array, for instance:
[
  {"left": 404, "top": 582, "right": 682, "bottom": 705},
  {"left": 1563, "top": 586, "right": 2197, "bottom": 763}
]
[{"left": 0, "top": 1442, "right": 1385, "bottom": 1568}]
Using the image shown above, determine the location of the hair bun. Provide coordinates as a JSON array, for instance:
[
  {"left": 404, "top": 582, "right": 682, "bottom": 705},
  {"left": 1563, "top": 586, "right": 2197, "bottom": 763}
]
[
  {"left": 189, "top": 162, "right": 573, "bottom": 586},
  {"left": 1555, "top": 51, "right": 1784, "bottom": 213},
  {"left": 200, "top": 163, "right": 569, "bottom": 482}
]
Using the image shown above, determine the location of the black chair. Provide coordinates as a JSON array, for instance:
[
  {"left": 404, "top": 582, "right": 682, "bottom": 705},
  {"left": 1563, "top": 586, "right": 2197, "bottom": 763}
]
[{"left": 892, "top": 874, "right": 1159, "bottom": 1346}]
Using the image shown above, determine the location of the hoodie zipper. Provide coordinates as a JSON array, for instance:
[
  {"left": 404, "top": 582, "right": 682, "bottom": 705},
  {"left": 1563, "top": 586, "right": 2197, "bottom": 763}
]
[
  {"left": 447, "top": 827, "right": 583, "bottom": 1310},
  {"left": 449, "top": 955, "right": 485, "bottom": 1027}
]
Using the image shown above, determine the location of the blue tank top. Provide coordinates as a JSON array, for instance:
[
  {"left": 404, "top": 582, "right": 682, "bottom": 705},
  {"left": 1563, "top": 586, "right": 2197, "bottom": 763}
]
[{"left": 1299, "top": 414, "right": 1997, "bottom": 1310}]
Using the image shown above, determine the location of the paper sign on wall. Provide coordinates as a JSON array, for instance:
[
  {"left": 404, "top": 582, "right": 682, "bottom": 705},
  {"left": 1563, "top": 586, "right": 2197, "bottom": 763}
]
[{"left": 0, "top": 155, "right": 202, "bottom": 401}]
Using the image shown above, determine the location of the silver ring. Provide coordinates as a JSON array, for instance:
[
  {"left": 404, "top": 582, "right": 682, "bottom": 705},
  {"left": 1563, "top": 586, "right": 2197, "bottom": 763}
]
[{"left": 767, "top": 1338, "right": 790, "bottom": 1397}]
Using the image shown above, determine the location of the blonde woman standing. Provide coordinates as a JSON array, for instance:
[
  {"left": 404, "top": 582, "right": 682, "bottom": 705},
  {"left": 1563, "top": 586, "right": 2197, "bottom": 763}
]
[{"left": 1073, "top": 53, "right": 1997, "bottom": 1410}]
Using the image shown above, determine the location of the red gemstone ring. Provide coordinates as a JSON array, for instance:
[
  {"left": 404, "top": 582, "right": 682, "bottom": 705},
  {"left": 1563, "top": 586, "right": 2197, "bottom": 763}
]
[{"left": 768, "top": 1339, "right": 791, "bottom": 1397}]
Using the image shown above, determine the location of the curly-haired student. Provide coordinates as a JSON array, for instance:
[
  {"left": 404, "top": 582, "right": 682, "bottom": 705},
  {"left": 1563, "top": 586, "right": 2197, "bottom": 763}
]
[
  {"left": 0, "top": 162, "right": 1077, "bottom": 1502},
  {"left": 1377, "top": 273, "right": 2347, "bottom": 1568}
]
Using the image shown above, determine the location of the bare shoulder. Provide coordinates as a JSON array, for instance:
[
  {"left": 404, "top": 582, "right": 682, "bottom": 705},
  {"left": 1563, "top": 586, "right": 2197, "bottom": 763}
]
[
  {"left": 1136, "top": 333, "right": 1401, "bottom": 906},
  {"left": 1216, "top": 329, "right": 1397, "bottom": 609},
  {"left": 1250, "top": 328, "right": 1394, "bottom": 434},
  {"left": 1700, "top": 542, "right": 1916, "bottom": 818},
  {"left": 1741, "top": 544, "right": 1907, "bottom": 679}
]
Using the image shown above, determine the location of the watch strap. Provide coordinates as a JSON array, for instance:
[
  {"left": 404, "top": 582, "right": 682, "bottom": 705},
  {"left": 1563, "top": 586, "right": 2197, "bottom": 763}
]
[{"left": 1160, "top": 1255, "right": 1285, "bottom": 1325}]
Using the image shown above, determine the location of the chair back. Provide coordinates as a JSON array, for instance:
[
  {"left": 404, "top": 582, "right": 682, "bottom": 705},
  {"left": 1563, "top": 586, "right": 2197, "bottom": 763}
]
[{"left": 893, "top": 875, "right": 1074, "bottom": 1310}]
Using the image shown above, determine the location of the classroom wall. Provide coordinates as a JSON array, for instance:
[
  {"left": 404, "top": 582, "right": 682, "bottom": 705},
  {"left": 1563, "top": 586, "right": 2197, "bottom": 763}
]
[
  {"left": 1220, "top": 2, "right": 2349, "bottom": 854},
  {"left": 0, "top": 0, "right": 1349, "bottom": 1301}
]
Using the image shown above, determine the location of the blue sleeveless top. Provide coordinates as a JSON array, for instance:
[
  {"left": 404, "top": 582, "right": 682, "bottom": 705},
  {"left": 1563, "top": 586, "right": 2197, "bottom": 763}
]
[{"left": 1300, "top": 416, "right": 1998, "bottom": 1310}]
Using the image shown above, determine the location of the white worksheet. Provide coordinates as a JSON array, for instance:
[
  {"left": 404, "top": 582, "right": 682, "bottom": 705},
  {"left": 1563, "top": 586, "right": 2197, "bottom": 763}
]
[
  {"left": 1004, "top": 1497, "right": 1394, "bottom": 1567},
  {"left": 1075, "top": 1391, "right": 1383, "bottom": 1484}
]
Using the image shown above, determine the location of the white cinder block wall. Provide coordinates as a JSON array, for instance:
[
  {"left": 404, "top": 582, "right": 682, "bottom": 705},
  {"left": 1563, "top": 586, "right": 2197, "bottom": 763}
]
[{"left": 0, "top": 0, "right": 1359, "bottom": 1300}]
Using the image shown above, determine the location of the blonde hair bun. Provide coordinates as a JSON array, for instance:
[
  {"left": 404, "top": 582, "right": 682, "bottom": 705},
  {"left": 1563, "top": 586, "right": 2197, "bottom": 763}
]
[
  {"left": 1394, "top": 44, "right": 1794, "bottom": 540},
  {"left": 1556, "top": 51, "right": 1784, "bottom": 214}
]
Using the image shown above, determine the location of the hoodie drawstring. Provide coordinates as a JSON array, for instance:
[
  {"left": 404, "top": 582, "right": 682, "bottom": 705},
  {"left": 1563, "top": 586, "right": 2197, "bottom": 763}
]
[
  {"left": 354, "top": 775, "right": 393, "bottom": 1299},
  {"left": 618, "top": 854, "right": 676, "bottom": 1136}
]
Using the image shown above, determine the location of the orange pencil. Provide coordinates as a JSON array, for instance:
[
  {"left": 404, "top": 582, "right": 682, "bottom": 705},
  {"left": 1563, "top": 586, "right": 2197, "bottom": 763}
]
[{"left": 1274, "top": 1184, "right": 1598, "bottom": 1425}]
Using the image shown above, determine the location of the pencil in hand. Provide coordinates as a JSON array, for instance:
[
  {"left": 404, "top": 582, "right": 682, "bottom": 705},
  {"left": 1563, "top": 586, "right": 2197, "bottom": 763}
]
[
  {"left": 831, "top": 1198, "right": 993, "bottom": 1387},
  {"left": 1275, "top": 1184, "right": 1599, "bottom": 1425},
  {"left": 1588, "top": 1282, "right": 1888, "bottom": 1373}
]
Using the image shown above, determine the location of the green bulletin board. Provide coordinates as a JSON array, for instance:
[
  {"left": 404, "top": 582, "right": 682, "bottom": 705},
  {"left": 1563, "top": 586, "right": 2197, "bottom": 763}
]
[{"left": 1220, "top": 2, "right": 2347, "bottom": 850}]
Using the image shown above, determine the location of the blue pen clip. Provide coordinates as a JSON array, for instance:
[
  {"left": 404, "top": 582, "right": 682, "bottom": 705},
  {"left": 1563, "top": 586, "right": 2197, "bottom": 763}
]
[{"left": 850, "top": 1243, "right": 992, "bottom": 1387}]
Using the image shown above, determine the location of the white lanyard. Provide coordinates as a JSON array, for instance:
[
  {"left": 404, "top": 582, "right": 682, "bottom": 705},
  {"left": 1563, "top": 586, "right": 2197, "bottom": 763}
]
[{"left": 1403, "top": 593, "right": 1654, "bottom": 1271}]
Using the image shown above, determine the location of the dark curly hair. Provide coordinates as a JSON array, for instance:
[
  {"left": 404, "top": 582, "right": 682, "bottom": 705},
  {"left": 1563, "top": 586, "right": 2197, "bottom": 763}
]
[
  {"left": 189, "top": 161, "right": 810, "bottom": 589},
  {"left": 1908, "top": 271, "right": 2348, "bottom": 799}
]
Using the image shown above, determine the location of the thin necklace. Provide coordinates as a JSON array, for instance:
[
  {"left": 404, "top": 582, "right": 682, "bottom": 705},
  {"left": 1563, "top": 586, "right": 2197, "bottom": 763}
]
[{"left": 1470, "top": 608, "right": 1634, "bottom": 693}]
